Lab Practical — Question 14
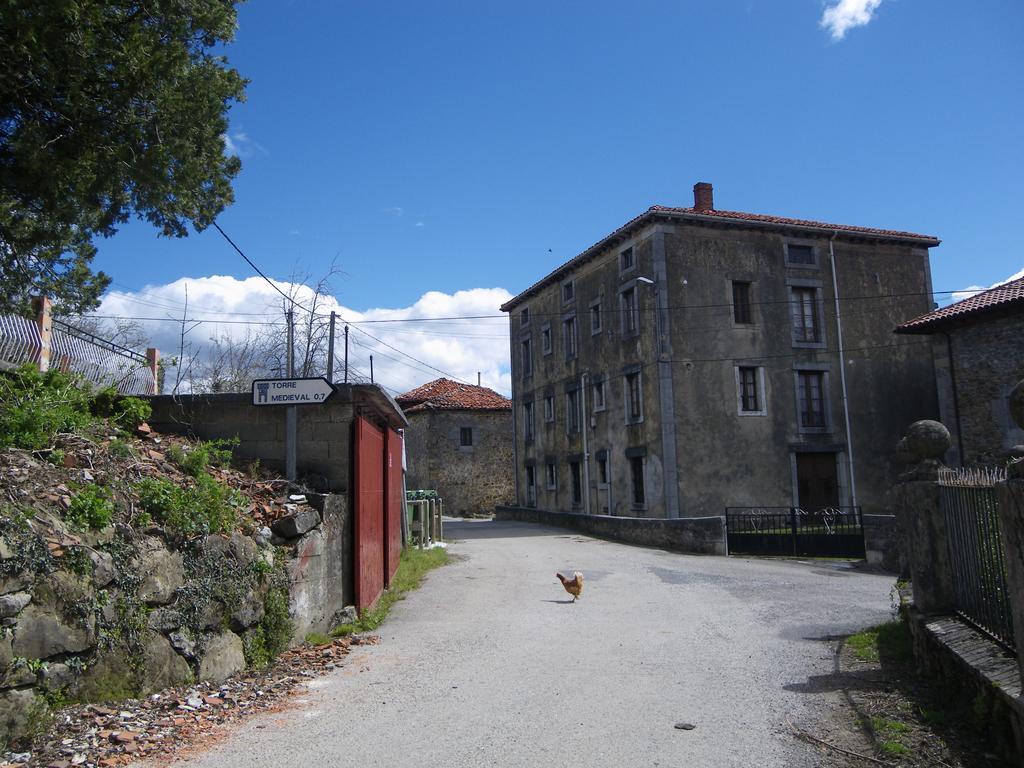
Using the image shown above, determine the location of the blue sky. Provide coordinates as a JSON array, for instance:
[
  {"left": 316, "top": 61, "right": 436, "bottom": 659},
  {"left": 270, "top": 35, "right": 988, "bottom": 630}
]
[{"left": 91, "top": 0, "right": 1024, "bottom": 394}]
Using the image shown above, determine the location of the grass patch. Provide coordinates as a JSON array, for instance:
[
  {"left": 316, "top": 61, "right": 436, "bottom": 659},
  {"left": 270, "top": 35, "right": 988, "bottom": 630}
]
[
  {"left": 847, "top": 621, "right": 914, "bottom": 665},
  {"left": 331, "top": 547, "right": 449, "bottom": 636},
  {"left": 305, "top": 632, "right": 332, "bottom": 646}
]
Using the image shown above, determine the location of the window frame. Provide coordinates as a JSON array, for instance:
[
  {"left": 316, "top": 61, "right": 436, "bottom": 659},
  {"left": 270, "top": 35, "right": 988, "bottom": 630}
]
[
  {"left": 596, "top": 450, "right": 609, "bottom": 488},
  {"left": 525, "top": 464, "right": 537, "bottom": 507},
  {"left": 793, "top": 365, "right": 831, "bottom": 434},
  {"left": 619, "top": 246, "right": 636, "bottom": 274},
  {"left": 520, "top": 336, "right": 533, "bottom": 378},
  {"left": 520, "top": 307, "right": 531, "bottom": 327},
  {"left": 592, "top": 378, "right": 606, "bottom": 412},
  {"left": 523, "top": 400, "right": 535, "bottom": 442},
  {"left": 562, "top": 279, "right": 575, "bottom": 304},
  {"left": 735, "top": 365, "right": 767, "bottom": 416},
  {"left": 787, "top": 279, "right": 826, "bottom": 349},
  {"left": 620, "top": 285, "right": 639, "bottom": 338},
  {"left": 543, "top": 394, "right": 555, "bottom": 423},
  {"left": 459, "top": 426, "right": 474, "bottom": 447},
  {"left": 566, "top": 388, "right": 581, "bottom": 435},
  {"left": 732, "top": 280, "right": 753, "bottom": 326},
  {"left": 784, "top": 240, "right": 819, "bottom": 269},
  {"left": 590, "top": 298, "right": 603, "bottom": 336},
  {"left": 545, "top": 461, "right": 557, "bottom": 491},
  {"left": 627, "top": 451, "right": 646, "bottom": 509},
  {"left": 569, "top": 459, "right": 583, "bottom": 507},
  {"left": 624, "top": 369, "right": 644, "bottom": 425},
  {"left": 540, "top": 322, "right": 553, "bottom": 356},
  {"left": 563, "top": 314, "right": 578, "bottom": 361}
]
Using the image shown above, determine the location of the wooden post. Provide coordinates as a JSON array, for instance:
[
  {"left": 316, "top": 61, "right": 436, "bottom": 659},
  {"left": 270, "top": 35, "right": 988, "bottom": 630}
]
[
  {"left": 32, "top": 296, "right": 52, "bottom": 372},
  {"left": 146, "top": 348, "right": 160, "bottom": 395}
]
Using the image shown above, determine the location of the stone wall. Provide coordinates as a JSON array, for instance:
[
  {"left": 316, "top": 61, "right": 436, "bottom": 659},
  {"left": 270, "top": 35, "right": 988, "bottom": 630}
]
[
  {"left": 934, "top": 313, "right": 1024, "bottom": 466},
  {"left": 495, "top": 506, "right": 725, "bottom": 555},
  {"left": 404, "top": 410, "right": 514, "bottom": 517},
  {"left": 862, "top": 514, "right": 902, "bottom": 574},
  {"left": 0, "top": 494, "right": 354, "bottom": 746}
]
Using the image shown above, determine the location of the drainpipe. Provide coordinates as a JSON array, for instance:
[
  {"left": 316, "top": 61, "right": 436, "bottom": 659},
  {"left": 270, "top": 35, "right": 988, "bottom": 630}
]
[
  {"left": 581, "top": 372, "right": 592, "bottom": 515},
  {"left": 829, "top": 232, "right": 858, "bottom": 511},
  {"left": 509, "top": 324, "right": 520, "bottom": 505}
]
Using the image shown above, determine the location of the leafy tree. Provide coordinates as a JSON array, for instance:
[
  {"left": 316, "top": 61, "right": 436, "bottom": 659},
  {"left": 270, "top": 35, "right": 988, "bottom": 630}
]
[{"left": 0, "top": 0, "right": 247, "bottom": 315}]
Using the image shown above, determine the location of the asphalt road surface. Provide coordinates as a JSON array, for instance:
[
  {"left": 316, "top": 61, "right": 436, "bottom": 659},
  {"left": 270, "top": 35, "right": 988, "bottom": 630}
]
[{"left": 173, "top": 518, "right": 895, "bottom": 768}]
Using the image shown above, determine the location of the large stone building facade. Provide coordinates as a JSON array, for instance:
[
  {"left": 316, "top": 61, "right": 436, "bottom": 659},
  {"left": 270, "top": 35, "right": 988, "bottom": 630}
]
[
  {"left": 397, "top": 379, "right": 514, "bottom": 517},
  {"left": 501, "top": 182, "right": 940, "bottom": 518},
  {"left": 896, "top": 276, "right": 1024, "bottom": 466}
]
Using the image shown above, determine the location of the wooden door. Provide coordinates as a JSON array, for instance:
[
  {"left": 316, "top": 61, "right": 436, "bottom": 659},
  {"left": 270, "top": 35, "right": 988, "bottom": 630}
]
[{"left": 796, "top": 452, "right": 839, "bottom": 510}]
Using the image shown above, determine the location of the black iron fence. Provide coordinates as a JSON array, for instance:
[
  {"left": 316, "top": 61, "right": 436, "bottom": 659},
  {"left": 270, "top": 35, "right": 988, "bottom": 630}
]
[
  {"left": 938, "top": 467, "right": 1015, "bottom": 652},
  {"left": 725, "top": 506, "right": 865, "bottom": 558}
]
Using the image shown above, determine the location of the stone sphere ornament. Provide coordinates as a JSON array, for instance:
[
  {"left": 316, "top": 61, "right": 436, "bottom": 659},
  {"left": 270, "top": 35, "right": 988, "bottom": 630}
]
[{"left": 903, "top": 420, "right": 952, "bottom": 462}]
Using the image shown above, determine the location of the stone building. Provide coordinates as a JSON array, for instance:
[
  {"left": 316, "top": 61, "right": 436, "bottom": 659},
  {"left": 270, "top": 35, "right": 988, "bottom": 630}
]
[
  {"left": 500, "top": 182, "right": 940, "bottom": 518},
  {"left": 396, "top": 378, "right": 514, "bottom": 517},
  {"left": 895, "top": 275, "right": 1024, "bottom": 466}
]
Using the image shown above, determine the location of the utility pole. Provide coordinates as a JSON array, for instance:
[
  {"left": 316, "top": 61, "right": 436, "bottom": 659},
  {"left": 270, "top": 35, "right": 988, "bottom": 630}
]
[
  {"left": 370, "top": 354, "right": 374, "bottom": 383},
  {"left": 326, "top": 311, "right": 336, "bottom": 381},
  {"left": 344, "top": 325, "right": 349, "bottom": 383},
  {"left": 286, "top": 309, "right": 297, "bottom": 483}
]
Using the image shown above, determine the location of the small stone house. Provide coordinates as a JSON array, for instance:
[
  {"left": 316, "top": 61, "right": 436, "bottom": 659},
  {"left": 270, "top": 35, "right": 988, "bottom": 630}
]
[
  {"left": 896, "top": 275, "right": 1024, "bottom": 466},
  {"left": 396, "top": 378, "right": 514, "bottom": 517}
]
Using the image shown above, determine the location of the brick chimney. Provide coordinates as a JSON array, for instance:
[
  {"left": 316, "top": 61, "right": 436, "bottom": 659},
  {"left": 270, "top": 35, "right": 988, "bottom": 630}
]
[{"left": 693, "top": 181, "right": 714, "bottom": 212}]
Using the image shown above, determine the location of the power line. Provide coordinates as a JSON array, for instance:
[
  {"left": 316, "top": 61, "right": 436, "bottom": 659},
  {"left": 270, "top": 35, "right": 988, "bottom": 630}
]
[{"left": 211, "top": 221, "right": 307, "bottom": 312}]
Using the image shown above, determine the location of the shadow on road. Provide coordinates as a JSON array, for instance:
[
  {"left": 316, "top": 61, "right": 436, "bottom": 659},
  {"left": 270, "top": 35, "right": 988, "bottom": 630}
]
[{"left": 443, "top": 518, "right": 562, "bottom": 541}]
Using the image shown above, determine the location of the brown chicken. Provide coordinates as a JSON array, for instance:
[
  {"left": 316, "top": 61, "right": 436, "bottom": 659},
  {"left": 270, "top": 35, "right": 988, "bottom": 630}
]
[{"left": 556, "top": 571, "right": 584, "bottom": 602}]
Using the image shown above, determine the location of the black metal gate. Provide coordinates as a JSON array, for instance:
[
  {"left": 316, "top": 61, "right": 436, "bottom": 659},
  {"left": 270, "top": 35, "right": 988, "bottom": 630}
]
[{"left": 725, "top": 507, "right": 865, "bottom": 558}]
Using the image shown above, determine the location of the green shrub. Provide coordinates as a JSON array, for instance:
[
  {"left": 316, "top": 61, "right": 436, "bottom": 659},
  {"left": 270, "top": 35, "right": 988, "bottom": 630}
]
[
  {"left": 0, "top": 366, "right": 94, "bottom": 450},
  {"left": 90, "top": 387, "right": 152, "bottom": 430},
  {"left": 106, "top": 439, "right": 137, "bottom": 460},
  {"left": 167, "top": 438, "right": 238, "bottom": 478},
  {"left": 244, "top": 587, "right": 292, "bottom": 669},
  {"left": 135, "top": 474, "right": 245, "bottom": 536},
  {"left": 66, "top": 484, "right": 115, "bottom": 531}
]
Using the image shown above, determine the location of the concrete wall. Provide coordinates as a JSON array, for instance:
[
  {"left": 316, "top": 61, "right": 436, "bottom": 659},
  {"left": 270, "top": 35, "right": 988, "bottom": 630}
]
[
  {"left": 507, "top": 217, "right": 938, "bottom": 520},
  {"left": 286, "top": 493, "right": 354, "bottom": 639},
  {"left": 933, "top": 313, "right": 1024, "bottom": 466},
  {"left": 403, "top": 409, "right": 514, "bottom": 516},
  {"left": 495, "top": 506, "right": 725, "bottom": 555},
  {"left": 862, "top": 514, "right": 901, "bottom": 574},
  {"left": 147, "top": 393, "right": 355, "bottom": 492}
]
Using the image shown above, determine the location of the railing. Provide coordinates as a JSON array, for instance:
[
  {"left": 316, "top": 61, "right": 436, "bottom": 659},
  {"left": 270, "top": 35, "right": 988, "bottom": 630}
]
[
  {"left": 725, "top": 506, "right": 865, "bottom": 557},
  {"left": 0, "top": 302, "right": 157, "bottom": 395},
  {"left": 49, "top": 319, "right": 155, "bottom": 395},
  {"left": 0, "top": 313, "right": 42, "bottom": 369},
  {"left": 938, "top": 466, "right": 1015, "bottom": 652}
]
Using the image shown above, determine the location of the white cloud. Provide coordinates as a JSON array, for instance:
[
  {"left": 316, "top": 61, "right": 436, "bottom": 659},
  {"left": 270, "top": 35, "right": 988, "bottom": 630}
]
[
  {"left": 820, "top": 0, "right": 883, "bottom": 40},
  {"left": 949, "top": 267, "right": 1024, "bottom": 303},
  {"left": 384, "top": 207, "right": 405, "bottom": 217},
  {"left": 222, "top": 131, "right": 267, "bottom": 158},
  {"left": 95, "top": 277, "right": 513, "bottom": 397}
]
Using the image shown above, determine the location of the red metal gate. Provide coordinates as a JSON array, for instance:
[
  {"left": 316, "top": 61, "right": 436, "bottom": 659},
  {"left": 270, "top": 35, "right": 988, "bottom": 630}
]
[
  {"left": 354, "top": 417, "right": 385, "bottom": 609},
  {"left": 384, "top": 428, "right": 404, "bottom": 586}
]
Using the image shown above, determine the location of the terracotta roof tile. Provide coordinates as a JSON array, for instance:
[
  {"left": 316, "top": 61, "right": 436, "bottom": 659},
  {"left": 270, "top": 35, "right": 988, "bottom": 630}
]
[
  {"left": 396, "top": 378, "right": 512, "bottom": 413},
  {"left": 501, "top": 205, "right": 939, "bottom": 312},
  {"left": 895, "top": 275, "right": 1024, "bottom": 333}
]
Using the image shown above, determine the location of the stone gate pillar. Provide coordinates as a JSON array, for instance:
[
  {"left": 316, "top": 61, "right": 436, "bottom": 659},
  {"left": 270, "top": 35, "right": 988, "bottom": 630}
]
[
  {"left": 995, "top": 380, "right": 1024, "bottom": 674},
  {"left": 892, "top": 420, "right": 957, "bottom": 614}
]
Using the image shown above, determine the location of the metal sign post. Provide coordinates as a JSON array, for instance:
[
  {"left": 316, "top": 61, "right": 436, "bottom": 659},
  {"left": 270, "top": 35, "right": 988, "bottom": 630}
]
[{"left": 251, "top": 377, "right": 337, "bottom": 483}]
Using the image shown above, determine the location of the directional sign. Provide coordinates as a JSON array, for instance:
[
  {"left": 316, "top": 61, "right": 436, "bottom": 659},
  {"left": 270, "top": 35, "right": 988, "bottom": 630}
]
[{"left": 251, "top": 377, "right": 336, "bottom": 406}]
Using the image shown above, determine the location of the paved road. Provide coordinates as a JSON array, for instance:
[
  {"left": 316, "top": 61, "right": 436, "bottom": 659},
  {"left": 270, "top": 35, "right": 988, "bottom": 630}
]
[{"left": 175, "top": 519, "right": 895, "bottom": 768}]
